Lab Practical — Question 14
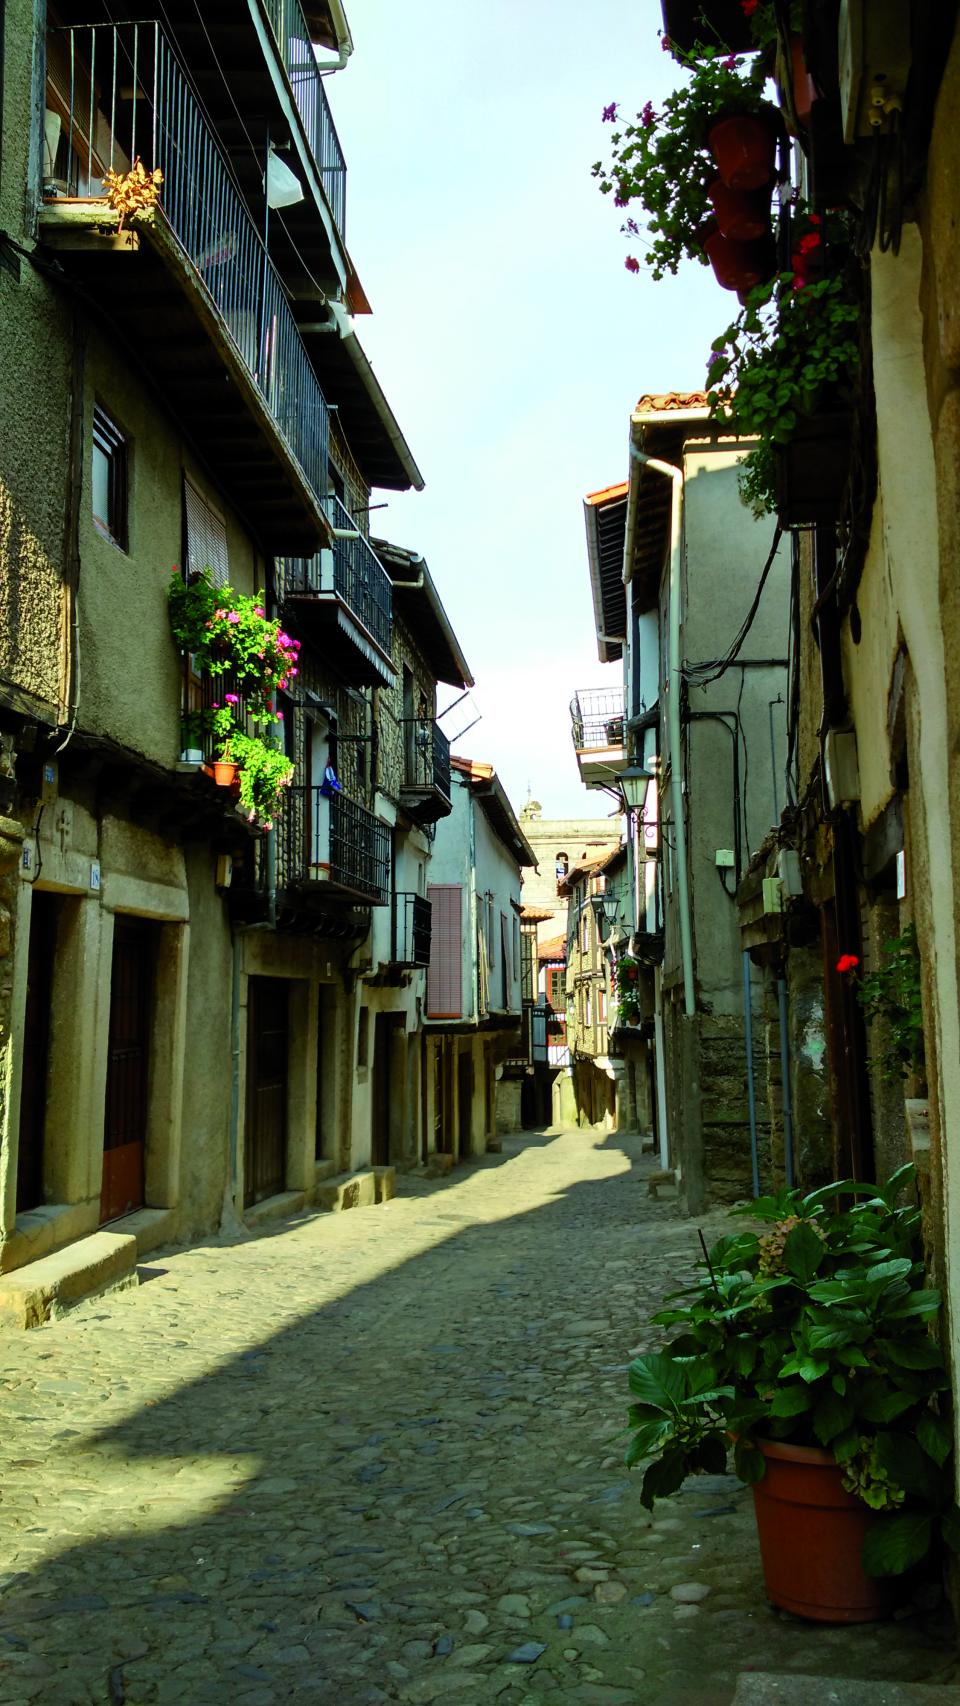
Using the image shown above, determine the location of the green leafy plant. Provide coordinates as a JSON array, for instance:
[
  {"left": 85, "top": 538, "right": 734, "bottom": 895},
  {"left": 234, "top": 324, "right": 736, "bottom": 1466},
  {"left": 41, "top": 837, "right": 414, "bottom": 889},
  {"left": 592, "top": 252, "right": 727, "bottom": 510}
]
[
  {"left": 228, "top": 729, "right": 294, "bottom": 829},
  {"left": 856, "top": 925, "right": 925, "bottom": 1087},
  {"left": 706, "top": 258, "right": 860, "bottom": 515},
  {"left": 593, "top": 48, "right": 770, "bottom": 280},
  {"left": 613, "top": 952, "right": 643, "bottom": 1025},
  {"left": 625, "top": 1165, "right": 958, "bottom": 1576}
]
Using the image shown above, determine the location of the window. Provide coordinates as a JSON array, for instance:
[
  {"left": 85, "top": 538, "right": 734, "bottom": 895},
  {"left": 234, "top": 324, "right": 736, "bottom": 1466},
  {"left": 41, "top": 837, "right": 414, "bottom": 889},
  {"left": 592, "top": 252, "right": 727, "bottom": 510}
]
[
  {"left": 92, "top": 405, "right": 128, "bottom": 549},
  {"left": 184, "top": 475, "right": 229, "bottom": 587},
  {"left": 427, "top": 885, "right": 463, "bottom": 1018}
]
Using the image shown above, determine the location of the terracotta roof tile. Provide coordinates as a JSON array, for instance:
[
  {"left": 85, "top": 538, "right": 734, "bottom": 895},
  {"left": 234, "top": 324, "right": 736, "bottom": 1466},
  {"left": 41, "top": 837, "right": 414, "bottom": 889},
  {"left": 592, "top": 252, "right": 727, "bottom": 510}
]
[
  {"left": 635, "top": 391, "right": 710, "bottom": 412},
  {"left": 538, "top": 933, "right": 567, "bottom": 962}
]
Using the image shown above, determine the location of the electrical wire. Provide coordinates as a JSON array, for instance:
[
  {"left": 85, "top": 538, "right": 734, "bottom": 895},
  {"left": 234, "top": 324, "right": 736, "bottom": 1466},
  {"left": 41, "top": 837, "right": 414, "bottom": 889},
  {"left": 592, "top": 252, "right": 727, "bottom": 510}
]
[{"left": 680, "top": 526, "right": 783, "bottom": 687}]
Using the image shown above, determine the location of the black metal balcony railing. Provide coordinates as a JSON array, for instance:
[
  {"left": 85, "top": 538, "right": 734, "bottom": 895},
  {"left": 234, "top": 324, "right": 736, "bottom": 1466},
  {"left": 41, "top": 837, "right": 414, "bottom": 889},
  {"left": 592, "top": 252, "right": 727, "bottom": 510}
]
[
  {"left": 279, "top": 497, "right": 392, "bottom": 654},
  {"left": 328, "top": 792, "right": 390, "bottom": 902},
  {"left": 404, "top": 720, "right": 451, "bottom": 800},
  {"left": 51, "top": 22, "right": 329, "bottom": 512},
  {"left": 269, "top": 785, "right": 390, "bottom": 902},
  {"left": 392, "top": 893, "right": 432, "bottom": 968},
  {"left": 570, "top": 686, "right": 625, "bottom": 751},
  {"left": 262, "top": 0, "right": 347, "bottom": 238},
  {"left": 181, "top": 661, "right": 255, "bottom": 763}
]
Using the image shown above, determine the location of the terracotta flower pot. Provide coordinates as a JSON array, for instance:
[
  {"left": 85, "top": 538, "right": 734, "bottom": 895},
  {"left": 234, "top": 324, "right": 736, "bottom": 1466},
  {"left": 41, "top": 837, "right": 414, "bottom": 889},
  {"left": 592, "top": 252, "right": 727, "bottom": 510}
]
[
  {"left": 707, "top": 176, "right": 774, "bottom": 241},
  {"left": 700, "top": 225, "right": 776, "bottom": 293},
  {"left": 212, "top": 759, "right": 238, "bottom": 787},
  {"left": 751, "top": 1439, "right": 897, "bottom": 1623},
  {"left": 708, "top": 110, "right": 778, "bottom": 190}
]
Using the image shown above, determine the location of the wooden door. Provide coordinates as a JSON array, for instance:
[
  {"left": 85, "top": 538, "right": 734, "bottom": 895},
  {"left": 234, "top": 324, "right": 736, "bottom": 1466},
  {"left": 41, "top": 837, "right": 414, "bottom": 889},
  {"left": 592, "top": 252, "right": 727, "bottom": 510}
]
[
  {"left": 101, "top": 916, "right": 157, "bottom": 1223},
  {"left": 17, "top": 892, "right": 59, "bottom": 1214},
  {"left": 457, "top": 1051, "right": 473, "bottom": 1158},
  {"left": 245, "top": 977, "right": 289, "bottom": 1207},
  {"left": 372, "top": 1014, "right": 391, "bottom": 1166}
]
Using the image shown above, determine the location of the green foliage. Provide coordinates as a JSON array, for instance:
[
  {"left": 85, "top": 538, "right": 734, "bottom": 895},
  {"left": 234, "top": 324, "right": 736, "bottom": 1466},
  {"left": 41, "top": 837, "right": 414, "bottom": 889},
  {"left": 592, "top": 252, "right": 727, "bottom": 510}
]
[
  {"left": 593, "top": 48, "right": 769, "bottom": 280},
  {"left": 613, "top": 952, "right": 643, "bottom": 1026},
  {"left": 228, "top": 729, "right": 294, "bottom": 828},
  {"left": 623, "top": 1166, "right": 959, "bottom": 1575},
  {"left": 169, "top": 568, "right": 299, "bottom": 828},
  {"left": 705, "top": 269, "right": 860, "bottom": 517},
  {"left": 856, "top": 925, "right": 925, "bottom": 1086}
]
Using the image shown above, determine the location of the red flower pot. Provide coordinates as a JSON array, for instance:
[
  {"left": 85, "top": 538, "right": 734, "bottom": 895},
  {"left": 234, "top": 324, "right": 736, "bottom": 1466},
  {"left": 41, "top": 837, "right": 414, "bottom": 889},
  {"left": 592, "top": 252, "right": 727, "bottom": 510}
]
[
  {"left": 708, "top": 110, "right": 778, "bottom": 190},
  {"left": 212, "top": 760, "right": 238, "bottom": 787},
  {"left": 707, "top": 176, "right": 774, "bottom": 241},
  {"left": 700, "top": 225, "right": 775, "bottom": 293},
  {"left": 751, "top": 1440, "right": 897, "bottom": 1623}
]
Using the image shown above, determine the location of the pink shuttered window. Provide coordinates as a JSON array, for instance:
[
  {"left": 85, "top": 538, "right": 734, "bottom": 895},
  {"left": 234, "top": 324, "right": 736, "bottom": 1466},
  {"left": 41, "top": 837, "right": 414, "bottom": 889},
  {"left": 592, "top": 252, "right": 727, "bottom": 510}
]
[{"left": 427, "top": 884, "right": 462, "bottom": 1018}]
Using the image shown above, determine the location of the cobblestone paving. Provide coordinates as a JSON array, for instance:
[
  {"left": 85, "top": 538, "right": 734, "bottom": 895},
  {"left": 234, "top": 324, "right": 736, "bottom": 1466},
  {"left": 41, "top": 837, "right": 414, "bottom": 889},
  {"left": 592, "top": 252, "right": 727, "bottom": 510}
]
[{"left": 0, "top": 1129, "right": 954, "bottom": 1706}]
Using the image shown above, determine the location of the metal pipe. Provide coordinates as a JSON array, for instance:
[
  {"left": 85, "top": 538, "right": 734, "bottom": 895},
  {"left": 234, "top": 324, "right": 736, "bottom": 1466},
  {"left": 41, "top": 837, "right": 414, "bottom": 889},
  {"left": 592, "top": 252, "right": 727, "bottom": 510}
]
[
  {"left": 777, "top": 975, "right": 794, "bottom": 1187},
  {"left": 228, "top": 929, "right": 242, "bottom": 1217},
  {"left": 743, "top": 950, "right": 760, "bottom": 1197},
  {"left": 631, "top": 442, "right": 695, "bottom": 1016},
  {"left": 654, "top": 969, "right": 670, "bottom": 1170}
]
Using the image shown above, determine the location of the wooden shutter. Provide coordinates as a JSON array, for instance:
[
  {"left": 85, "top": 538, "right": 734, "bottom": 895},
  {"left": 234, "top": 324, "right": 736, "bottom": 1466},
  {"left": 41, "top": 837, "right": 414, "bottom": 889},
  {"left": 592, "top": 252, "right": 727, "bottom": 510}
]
[
  {"left": 427, "top": 885, "right": 462, "bottom": 1018},
  {"left": 184, "top": 476, "right": 229, "bottom": 587}
]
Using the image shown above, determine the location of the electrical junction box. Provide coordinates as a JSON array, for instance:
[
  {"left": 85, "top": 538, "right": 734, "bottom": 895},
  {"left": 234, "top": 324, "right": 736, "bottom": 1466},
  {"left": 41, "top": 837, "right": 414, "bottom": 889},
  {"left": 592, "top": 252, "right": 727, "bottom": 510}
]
[
  {"left": 839, "top": 0, "right": 912, "bottom": 141},
  {"left": 777, "top": 849, "right": 803, "bottom": 897},
  {"left": 762, "top": 876, "right": 784, "bottom": 915},
  {"left": 715, "top": 848, "right": 735, "bottom": 868},
  {"left": 41, "top": 760, "right": 58, "bottom": 803},
  {"left": 824, "top": 728, "right": 861, "bottom": 807}
]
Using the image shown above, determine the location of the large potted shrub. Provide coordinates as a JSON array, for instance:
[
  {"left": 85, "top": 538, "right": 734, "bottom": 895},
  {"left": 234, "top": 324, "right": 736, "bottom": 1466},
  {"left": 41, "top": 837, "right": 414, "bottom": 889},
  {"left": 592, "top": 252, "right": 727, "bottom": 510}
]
[{"left": 625, "top": 1165, "right": 960, "bottom": 1621}]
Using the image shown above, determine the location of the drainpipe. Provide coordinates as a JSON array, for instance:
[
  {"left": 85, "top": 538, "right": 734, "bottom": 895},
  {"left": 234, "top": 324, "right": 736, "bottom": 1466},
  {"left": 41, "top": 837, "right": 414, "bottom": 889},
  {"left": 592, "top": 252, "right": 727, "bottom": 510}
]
[
  {"left": 318, "top": 1, "right": 354, "bottom": 71},
  {"left": 628, "top": 442, "right": 695, "bottom": 1018},
  {"left": 743, "top": 951, "right": 761, "bottom": 1197},
  {"left": 777, "top": 975, "right": 795, "bottom": 1187}
]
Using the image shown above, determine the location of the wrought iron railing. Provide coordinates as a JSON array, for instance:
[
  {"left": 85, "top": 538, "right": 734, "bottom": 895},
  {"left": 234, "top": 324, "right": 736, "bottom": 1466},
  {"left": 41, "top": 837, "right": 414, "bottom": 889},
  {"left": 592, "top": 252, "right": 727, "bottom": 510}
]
[
  {"left": 403, "top": 720, "right": 451, "bottom": 800},
  {"left": 49, "top": 22, "right": 329, "bottom": 514},
  {"left": 261, "top": 0, "right": 347, "bottom": 238},
  {"left": 278, "top": 497, "right": 392, "bottom": 653},
  {"left": 570, "top": 686, "right": 625, "bottom": 751},
  {"left": 265, "top": 784, "right": 389, "bottom": 902},
  {"left": 392, "top": 893, "right": 432, "bottom": 967},
  {"left": 181, "top": 659, "right": 257, "bottom": 762}
]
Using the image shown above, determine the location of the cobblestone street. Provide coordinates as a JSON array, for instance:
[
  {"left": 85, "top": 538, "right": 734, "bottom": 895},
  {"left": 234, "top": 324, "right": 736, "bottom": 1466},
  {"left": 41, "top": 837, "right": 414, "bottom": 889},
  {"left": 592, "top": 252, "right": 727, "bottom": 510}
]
[{"left": 0, "top": 1129, "right": 954, "bottom": 1706}]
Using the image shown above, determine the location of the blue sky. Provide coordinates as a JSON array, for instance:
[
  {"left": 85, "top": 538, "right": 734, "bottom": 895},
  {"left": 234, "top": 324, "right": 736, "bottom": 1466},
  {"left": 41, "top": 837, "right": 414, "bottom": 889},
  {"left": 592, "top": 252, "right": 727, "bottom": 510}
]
[{"left": 329, "top": 0, "right": 724, "bottom": 816}]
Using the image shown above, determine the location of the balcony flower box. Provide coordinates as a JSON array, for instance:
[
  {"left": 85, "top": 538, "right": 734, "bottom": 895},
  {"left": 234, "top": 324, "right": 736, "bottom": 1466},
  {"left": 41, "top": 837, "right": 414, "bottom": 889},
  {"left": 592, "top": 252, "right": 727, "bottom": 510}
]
[
  {"left": 708, "top": 107, "right": 780, "bottom": 190},
  {"left": 700, "top": 223, "right": 776, "bottom": 293}
]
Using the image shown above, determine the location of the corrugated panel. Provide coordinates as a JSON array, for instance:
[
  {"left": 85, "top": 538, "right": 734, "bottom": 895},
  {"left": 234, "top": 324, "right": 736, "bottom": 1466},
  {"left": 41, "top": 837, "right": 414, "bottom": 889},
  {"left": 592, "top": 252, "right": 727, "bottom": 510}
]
[
  {"left": 184, "top": 477, "right": 229, "bottom": 587},
  {"left": 427, "top": 885, "right": 462, "bottom": 1018}
]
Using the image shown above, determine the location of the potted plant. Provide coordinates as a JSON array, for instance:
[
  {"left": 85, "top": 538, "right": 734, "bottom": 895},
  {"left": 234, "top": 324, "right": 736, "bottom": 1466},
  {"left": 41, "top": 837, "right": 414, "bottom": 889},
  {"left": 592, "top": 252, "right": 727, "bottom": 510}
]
[
  {"left": 624, "top": 1165, "right": 960, "bottom": 1621},
  {"left": 853, "top": 925, "right": 926, "bottom": 1091},
  {"left": 228, "top": 730, "right": 295, "bottom": 831},
  {"left": 705, "top": 242, "right": 861, "bottom": 520},
  {"left": 613, "top": 952, "right": 644, "bottom": 1026},
  {"left": 593, "top": 46, "right": 775, "bottom": 281}
]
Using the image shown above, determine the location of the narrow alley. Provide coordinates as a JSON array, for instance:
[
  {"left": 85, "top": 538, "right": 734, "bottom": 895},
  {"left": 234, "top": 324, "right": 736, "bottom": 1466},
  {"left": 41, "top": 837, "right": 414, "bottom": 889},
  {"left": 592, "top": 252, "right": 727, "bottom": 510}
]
[{"left": 0, "top": 1131, "right": 952, "bottom": 1706}]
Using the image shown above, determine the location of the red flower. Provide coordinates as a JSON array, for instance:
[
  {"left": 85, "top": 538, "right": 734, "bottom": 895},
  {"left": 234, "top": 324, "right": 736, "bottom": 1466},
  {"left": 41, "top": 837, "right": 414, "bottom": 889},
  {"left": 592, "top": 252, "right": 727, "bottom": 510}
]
[
  {"left": 641, "top": 101, "right": 656, "bottom": 128},
  {"left": 661, "top": 34, "right": 672, "bottom": 50},
  {"left": 836, "top": 954, "right": 860, "bottom": 974},
  {"left": 741, "top": 0, "right": 759, "bottom": 12},
  {"left": 624, "top": 256, "right": 640, "bottom": 273},
  {"left": 798, "top": 232, "right": 821, "bottom": 255}
]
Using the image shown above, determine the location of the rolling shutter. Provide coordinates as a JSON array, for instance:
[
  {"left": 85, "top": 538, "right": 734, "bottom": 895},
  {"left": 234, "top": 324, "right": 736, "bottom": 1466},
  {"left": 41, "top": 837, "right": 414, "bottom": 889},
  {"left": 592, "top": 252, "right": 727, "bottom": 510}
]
[
  {"left": 184, "top": 476, "right": 229, "bottom": 587},
  {"left": 427, "top": 885, "right": 462, "bottom": 1018}
]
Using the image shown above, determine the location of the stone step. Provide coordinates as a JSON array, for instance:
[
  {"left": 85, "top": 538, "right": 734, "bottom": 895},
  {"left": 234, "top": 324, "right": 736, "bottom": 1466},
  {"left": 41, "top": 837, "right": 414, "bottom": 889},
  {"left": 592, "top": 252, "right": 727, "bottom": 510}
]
[
  {"left": 0, "top": 1229, "right": 138, "bottom": 1330},
  {"left": 732, "top": 1677, "right": 960, "bottom": 1706},
  {"left": 314, "top": 1166, "right": 395, "bottom": 1213}
]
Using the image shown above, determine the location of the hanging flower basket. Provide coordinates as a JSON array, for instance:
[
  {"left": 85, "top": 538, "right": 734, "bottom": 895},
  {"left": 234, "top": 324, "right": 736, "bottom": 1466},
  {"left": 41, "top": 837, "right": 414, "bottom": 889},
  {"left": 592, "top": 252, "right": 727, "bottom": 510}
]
[
  {"left": 708, "top": 107, "right": 779, "bottom": 189},
  {"left": 211, "top": 759, "right": 238, "bottom": 788},
  {"left": 700, "top": 223, "right": 776, "bottom": 292},
  {"left": 707, "top": 175, "right": 774, "bottom": 241}
]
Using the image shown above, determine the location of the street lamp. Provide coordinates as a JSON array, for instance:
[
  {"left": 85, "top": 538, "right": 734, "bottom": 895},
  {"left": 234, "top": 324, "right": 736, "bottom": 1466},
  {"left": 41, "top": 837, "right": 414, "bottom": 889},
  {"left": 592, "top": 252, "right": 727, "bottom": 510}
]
[{"left": 618, "top": 760, "right": 654, "bottom": 813}]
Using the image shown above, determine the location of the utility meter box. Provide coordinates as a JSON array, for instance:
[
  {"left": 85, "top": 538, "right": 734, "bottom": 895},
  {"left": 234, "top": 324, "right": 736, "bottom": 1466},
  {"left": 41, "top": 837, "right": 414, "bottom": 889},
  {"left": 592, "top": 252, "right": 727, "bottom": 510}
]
[
  {"left": 824, "top": 728, "right": 861, "bottom": 807},
  {"left": 839, "top": 0, "right": 912, "bottom": 141}
]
